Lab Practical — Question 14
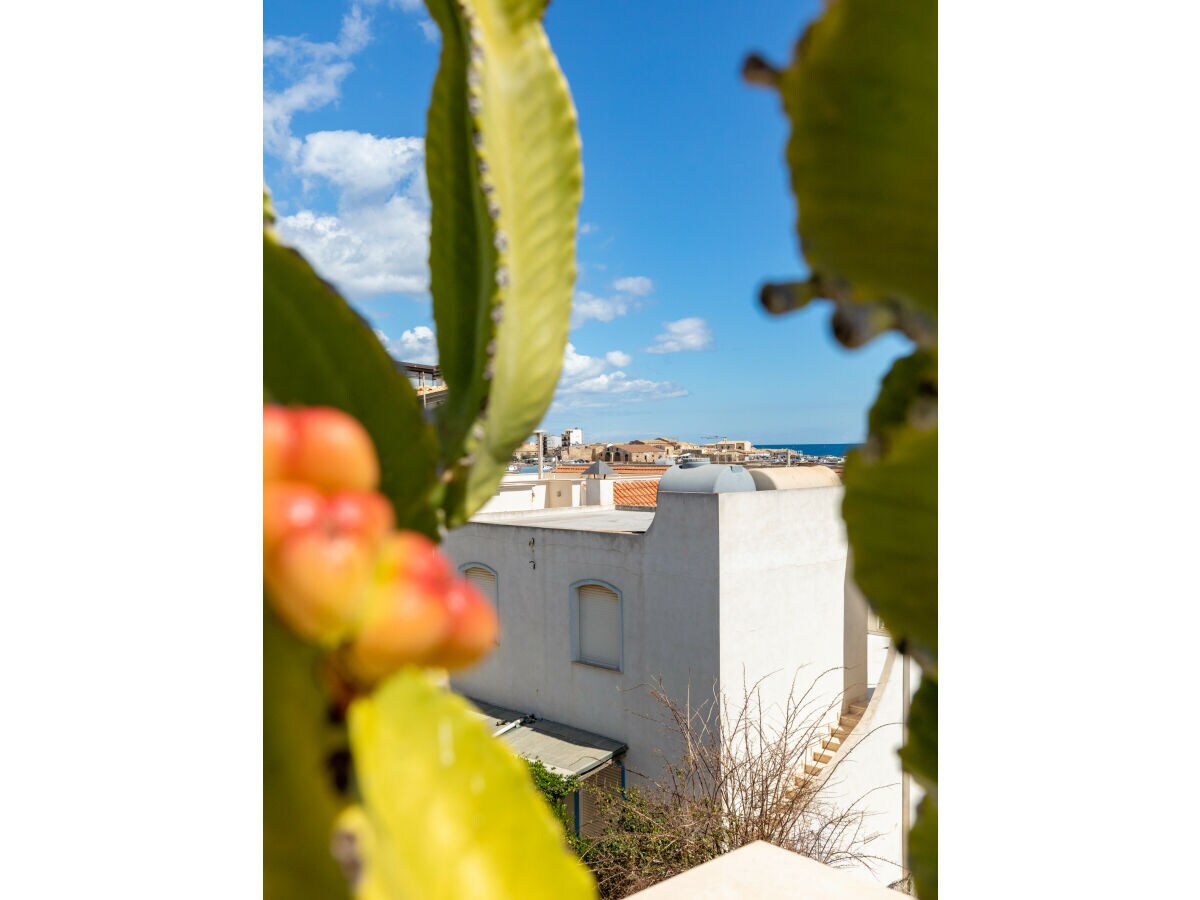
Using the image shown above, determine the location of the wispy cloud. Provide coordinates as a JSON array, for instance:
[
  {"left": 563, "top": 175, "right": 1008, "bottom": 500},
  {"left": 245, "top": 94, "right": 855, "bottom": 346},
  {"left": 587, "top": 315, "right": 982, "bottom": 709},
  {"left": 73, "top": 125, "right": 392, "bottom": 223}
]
[
  {"left": 417, "top": 17, "right": 439, "bottom": 42},
  {"left": 645, "top": 317, "right": 714, "bottom": 354},
  {"left": 263, "top": 5, "right": 373, "bottom": 160},
  {"left": 265, "top": 10, "right": 433, "bottom": 298},
  {"left": 553, "top": 343, "right": 686, "bottom": 410},
  {"left": 570, "top": 290, "right": 631, "bottom": 328},
  {"left": 612, "top": 276, "right": 653, "bottom": 296}
]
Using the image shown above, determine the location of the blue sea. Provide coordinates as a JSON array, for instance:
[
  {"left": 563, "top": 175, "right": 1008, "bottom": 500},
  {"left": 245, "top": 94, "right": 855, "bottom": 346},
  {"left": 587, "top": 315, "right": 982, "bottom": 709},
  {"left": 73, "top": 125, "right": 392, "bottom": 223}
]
[{"left": 767, "top": 443, "right": 860, "bottom": 457}]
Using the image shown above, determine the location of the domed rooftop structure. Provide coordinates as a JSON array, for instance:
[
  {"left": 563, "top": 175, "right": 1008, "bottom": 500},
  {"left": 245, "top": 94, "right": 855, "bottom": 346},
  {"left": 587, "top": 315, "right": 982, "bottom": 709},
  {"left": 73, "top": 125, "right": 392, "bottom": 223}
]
[{"left": 658, "top": 459, "right": 756, "bottom": 494}]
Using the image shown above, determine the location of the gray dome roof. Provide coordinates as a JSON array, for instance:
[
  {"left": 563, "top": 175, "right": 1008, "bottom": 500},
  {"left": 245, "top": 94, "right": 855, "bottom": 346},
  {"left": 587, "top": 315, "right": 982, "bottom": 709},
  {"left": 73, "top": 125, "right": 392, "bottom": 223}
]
[{"left": 658, "top": 461, "right": 756, "bottom": 494}]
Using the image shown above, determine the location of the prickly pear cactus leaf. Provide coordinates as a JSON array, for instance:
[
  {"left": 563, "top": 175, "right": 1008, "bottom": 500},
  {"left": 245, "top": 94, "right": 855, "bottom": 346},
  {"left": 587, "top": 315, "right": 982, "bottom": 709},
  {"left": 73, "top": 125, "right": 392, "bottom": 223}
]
[
  {"left": 909, "top": 792, "right": 938, "bottom": 900},
  {"left": 264, "top": 602, "right": 352, "bottom": 900},
  {"left": 841, "top": 349, "right": 936, "bottom": 896},
  {"left": 347, "top": 669, "right": 596, "bottom": 900},
  {"left": 899, "top": 676, "right": 937, "bottom": 899},
  {"left": 778, "top": 0, "right": 936, "bottom": 325},
  {"left": 264, "top": 198, "right": 439, "bottom": 538},
  {"left": 424, "top": 0, "right": 582, "bottom": 526},
  {"left": 841, "top": 349, "right": 937, "bottom": 669},
  {"left": 900, "top": 677, "right": 937, "bottom": 790}
]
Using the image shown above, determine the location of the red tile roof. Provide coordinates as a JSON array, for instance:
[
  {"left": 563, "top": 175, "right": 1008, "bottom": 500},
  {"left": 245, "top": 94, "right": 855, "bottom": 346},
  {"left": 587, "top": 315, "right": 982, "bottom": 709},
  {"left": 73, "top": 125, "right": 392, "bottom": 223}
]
[
  {"left": 614, "top": 480, "right": 660, "bottom": 508},
  {"left": 554, "top": 464, "right": 670, "bottom": 476}
]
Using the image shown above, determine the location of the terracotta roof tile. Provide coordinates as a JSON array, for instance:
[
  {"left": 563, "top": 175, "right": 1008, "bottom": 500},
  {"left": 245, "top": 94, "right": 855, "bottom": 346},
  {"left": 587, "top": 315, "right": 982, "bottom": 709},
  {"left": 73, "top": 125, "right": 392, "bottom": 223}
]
[
  {"left": 552, "top": 464, "right": 670, "bottom": 476},
  {"left": 614, "top": 480, "right": 660, "bottom": 508}
]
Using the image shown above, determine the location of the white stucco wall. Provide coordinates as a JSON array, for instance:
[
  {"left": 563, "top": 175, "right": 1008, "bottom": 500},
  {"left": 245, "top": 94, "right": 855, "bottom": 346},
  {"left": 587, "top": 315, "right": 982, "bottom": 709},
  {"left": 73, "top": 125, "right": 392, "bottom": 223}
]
[
  {"left": 477, "top": 481, "right": 548, "bottom": 514},
  {"left": 443, "top": 497, "right": 722, "bottom": 785},
  {"left": 714, "top": 487, "right": 849, "bottom": 740},
  {"left": 814, "top": 647, "right": 913, "bottom": 887}
]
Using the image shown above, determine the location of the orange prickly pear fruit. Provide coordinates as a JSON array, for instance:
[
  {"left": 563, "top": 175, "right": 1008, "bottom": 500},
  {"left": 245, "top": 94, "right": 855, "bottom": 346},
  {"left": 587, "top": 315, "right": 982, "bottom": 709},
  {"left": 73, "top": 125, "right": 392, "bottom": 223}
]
[
  {"left": 263, "top": 482, "right": 324, "bottom": 555},
  {"left": 263, "top": 405, "right": 380, "bottom": 493},
  {"left": 340, "top": 532, "right": 456, "bottom": 686},
  {"left": 263, "top": 491, "right": 393, "bottom": 645}
]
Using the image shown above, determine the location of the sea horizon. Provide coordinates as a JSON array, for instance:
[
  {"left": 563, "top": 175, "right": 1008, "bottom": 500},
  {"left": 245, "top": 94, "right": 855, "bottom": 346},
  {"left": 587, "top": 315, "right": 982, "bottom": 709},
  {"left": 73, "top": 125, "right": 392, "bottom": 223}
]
[{"left": 760, "top": 442, "right": 860, "bottom": 457}]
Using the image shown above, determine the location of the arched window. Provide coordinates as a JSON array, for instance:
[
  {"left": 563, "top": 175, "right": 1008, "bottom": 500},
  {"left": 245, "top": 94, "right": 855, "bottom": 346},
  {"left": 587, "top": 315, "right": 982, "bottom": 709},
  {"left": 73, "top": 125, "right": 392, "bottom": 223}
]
[
  {"left": 571, "top": 581, "right": 622, "bottom": 671},
  {"left": 461, "top": 564, "right": 499, "bottom": 644},
  {"left": 462, "top": 564, "right": 497, "bottom": 607}
]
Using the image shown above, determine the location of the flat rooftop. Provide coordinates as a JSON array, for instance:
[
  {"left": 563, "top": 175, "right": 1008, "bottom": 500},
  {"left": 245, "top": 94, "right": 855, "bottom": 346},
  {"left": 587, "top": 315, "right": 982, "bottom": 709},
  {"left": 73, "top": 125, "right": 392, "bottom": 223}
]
[{"left": 471, "top": 507, "right": 656, "bottom": 533}]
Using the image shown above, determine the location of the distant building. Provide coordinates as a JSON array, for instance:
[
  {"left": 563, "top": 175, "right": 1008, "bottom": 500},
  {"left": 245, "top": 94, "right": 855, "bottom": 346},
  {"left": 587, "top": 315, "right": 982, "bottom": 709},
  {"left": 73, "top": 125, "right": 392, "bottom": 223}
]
[
  {"left": 595, "top": 443, "right": 663, "bottom": 464},
  {"left": 395, "top": 361, "right": 447, "bottom": 413},
  {"left": 562, "top": 427, "right": 584, "bottom": 447},
  {"left": 700, "top": 439, "right": 756, "bottom": 464}
]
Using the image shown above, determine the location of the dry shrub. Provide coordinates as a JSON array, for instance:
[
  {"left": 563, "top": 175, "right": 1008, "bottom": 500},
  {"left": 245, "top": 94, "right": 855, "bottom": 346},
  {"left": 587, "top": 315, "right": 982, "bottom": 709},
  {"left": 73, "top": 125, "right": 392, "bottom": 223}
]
[{"left": 576, "top": 672, "right": 893, "bottom": 898}]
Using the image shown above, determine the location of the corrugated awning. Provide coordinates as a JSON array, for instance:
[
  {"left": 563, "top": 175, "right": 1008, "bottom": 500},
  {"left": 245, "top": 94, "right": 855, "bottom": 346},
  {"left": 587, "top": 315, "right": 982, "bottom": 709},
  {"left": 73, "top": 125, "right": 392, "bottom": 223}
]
[{"left": 467, "top": 698, "right": 627, "bottom": 778}]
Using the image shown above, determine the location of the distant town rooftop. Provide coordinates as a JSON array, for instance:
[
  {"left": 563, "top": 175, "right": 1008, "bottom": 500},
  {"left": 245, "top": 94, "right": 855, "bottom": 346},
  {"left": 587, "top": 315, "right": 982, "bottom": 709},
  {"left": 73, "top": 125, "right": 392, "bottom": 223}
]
[{"left": 395, "top": 360, "right": 441, "bottom": 376}]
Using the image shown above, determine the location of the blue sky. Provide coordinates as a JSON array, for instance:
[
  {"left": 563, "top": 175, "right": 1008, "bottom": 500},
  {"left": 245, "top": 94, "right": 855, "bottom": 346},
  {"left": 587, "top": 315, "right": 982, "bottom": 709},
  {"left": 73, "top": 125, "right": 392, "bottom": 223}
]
[{"left": 263, "top": 0, "right": 911, "bottom": 445}]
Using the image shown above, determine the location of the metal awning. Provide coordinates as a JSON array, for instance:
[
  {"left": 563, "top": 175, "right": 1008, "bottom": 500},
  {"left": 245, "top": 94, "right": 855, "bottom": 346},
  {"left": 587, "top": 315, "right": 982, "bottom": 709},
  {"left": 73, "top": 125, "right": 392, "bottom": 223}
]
[{"left": 468, "top": 698, "right": 627, "bottom": 778}]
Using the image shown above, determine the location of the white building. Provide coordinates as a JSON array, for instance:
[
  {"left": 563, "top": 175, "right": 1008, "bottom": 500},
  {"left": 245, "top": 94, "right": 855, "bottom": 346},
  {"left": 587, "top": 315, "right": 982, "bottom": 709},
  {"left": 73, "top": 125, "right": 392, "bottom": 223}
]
[{"left": 444, "top": 463, "right": 916, "bottom": 886}]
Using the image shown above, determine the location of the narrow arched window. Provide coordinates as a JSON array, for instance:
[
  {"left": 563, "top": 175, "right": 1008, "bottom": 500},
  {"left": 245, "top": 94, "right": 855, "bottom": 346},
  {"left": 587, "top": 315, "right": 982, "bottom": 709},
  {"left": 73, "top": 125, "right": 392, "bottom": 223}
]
[
  {"left": 463, "top": 565, "right": 497, "bottom": 607},
  {"left": 572, "top": 582, "right": 622, "bottom": 671},
  {"left": 462, "top": 564, "right": 499, "bottom": 644}
]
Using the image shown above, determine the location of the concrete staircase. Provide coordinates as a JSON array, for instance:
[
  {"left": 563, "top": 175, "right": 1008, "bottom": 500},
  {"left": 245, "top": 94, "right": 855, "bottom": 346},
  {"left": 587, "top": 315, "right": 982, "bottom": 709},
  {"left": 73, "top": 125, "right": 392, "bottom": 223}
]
[{"left": 800, "top": 696, "right": 870, "bottom": 779}]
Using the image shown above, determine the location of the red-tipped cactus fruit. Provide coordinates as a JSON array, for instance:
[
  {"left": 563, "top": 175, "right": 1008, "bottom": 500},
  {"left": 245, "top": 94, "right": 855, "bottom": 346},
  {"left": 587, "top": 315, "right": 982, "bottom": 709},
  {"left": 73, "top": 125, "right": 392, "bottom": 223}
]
[{"left": 263, "top": 405, "right": 380, "bottom": 493}]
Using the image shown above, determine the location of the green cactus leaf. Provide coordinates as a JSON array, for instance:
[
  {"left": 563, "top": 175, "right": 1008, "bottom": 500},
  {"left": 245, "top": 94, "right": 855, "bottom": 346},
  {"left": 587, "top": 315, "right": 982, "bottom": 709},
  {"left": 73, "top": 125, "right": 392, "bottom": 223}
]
[
  {"left": 900, "top": 677, "right": 937, "bottom": 791},
  {"left": 777, "top": 0, "right": 936, "bottom": 332},
  {"left": 909, "top": 792, "right": 938, "bottom": 900},
  {"left": 902, "top": 677, "right": 938, "bottom": 898},
  {"left": 865, "top": 348, "right": 937, "bottom": 443},
  {"left": 264, "top": 602, "right": 352, "bottom": 900},
  {"left": 841, "top": 443, "right": 937, "bottom": 667},
  {"left": 264, "top": 210, "right": 439, "bottom": 538},
  {"left": 348, "top": 669, "right": 596, "bottom": 900},
  {"left": 424, "top": 0, "right": 582, "bottom": 526},
  {"left": 841, "top": 350, "right": 936, "bottom": 895}
]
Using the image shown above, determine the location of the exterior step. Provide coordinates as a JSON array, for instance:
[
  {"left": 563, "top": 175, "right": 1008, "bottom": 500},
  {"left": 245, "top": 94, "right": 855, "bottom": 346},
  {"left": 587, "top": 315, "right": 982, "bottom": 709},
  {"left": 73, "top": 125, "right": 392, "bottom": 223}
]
[
  {"left": 803, "top": 763, "right": 822, "bottom": 777},
  {"left": 812, "top": 750, "right": 835, "bottom": 764},
  {"left": 822, "top": 736, "right": 843, "bottom": 752}
]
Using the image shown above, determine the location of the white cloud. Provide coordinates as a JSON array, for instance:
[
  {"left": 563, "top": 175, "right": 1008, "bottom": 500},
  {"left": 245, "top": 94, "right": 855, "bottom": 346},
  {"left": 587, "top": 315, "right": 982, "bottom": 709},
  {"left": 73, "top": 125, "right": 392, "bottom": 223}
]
[
  {"left": 361, "top": 0, "right": 423, "bottom": 9},
  {"left": 570, "top": 291, "right": 631, "bottom": 329},
  {"left": 275, "top": 187, "right": 430, "bottom": 297},
  {"left": 553, "top": 344, "right": 686, "bottom": 410},
  {"left": 265, "top": 6, "right": 441, "bottom": 302},
  {"left": 417, "top": 18, "right": 440, "bottom": 42},
  {"left": 579, "top": 222, "right": 598, "bottom": 235},
  {"left": 562, "top": 343, "right": 608, "bottom": 380},
  {"left": 263, "top": 5, "right": 373, "bottom": 160},
  {"left": 645, "top": 317, "right": 714, "bottom": 354},
  {"left": 570, "top": 372, "right": 687, "bottom": 398},
  {"left": 297, "top": 131, "right": 424, "bottom": 196},
  {"left": 378, "top": 324, "right": 438, "bottom": 364},
  {"left": 613, "top": 276, "right": 653, "bottom": 296}
]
